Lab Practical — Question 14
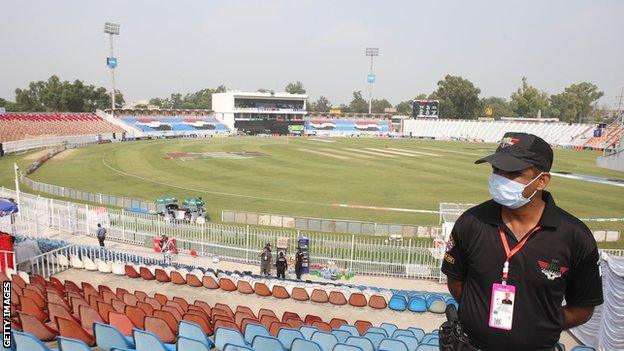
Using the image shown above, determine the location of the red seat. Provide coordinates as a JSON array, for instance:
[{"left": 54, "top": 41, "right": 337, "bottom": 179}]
[
  {"left": 172, "top": 297, "right": 189, "bottom": 312},
  {"left": 134, "top": 290, "right": 148, "bottom": 302},
  {"left": 183, "top": 313, "right": 213, "bottom": 336},
  {"left": 124, "top": 265, "right": 140, "bottom": 278},
  {"left": 282, "top": 311, "right": 300, "bottom": 322},
  {"left": 78, "top": 305, "right": 103, "bottom": 333},
  {"left": 304, "top": 314, "right": 323, "bottom": 326},
  {"left": 310, "top": 289, "right": 329, "bottom": 303},
  {"left": 329, "top": 318, "right": 348, "bottom": 329},
  {"left": 269, "top": 321, "right": 290, "bottom": 336},
  {"left": 154, "top": 293, "right": 168, "bottom": 306},
  {"left": 56, "top": 316, "right": 95, "bottom": 346},
  {"left": 139, "top": 267, "right": 155, "bottom": 280},
  {"left": 20, "top": 296, "right": 47, "bottom": 322},
  {"left": 291, "top": 287, "right": 310, "bottom": 301},
  {"left": 354, "top": 320, "right": 372, "bottom": 335},
  {"left": 136, "top": 301, "right": 154, "bottom": 316},
  {"left": 155, "top": 268, "right": 171, "bottom": 283},
  {"left": 154, "top": 310, "right": 179, "bottom": 333},
  {"left": 125, "top": 305, "right": 147, "bottom": 329},
  {"left": 203, "top": 275, "right": 219, "bottom": 289},
  {"left": 170, "top": 271, "right": 186, "bottom": 284},
  {"left": 186, "top": 273, "right": 202, "bottom": 287},
  {"left": 312, "top": 321, "right": 332, "bottom": 332},
  {"left": 109, "top": 311, "right": 136, "bottom": 336},
  {"left": 348, "top": 292, "right": 368, "bottom": 307},
  {"left": 18, "top": 312, "right": 58, "bottom": 341},
  {"left": 254, "top": 282, "right": 271, "bottom": 296},
  {"left": 96, "top": 301, "right": 115, "bottom": 323}
]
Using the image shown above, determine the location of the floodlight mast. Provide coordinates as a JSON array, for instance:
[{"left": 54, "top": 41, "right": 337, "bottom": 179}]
[
  {"left": 104, "top": 22, "right": 120, "bottom": 114},
  {"left": 365, "top": 47, "right": 379, "bottom": 114}
]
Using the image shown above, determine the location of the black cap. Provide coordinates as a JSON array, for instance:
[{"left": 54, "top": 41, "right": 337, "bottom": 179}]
[{"left": 475, "top": 132, "right": 553, "bottom": 172}]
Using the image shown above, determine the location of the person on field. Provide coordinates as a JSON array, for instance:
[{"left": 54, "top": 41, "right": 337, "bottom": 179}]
[
  {"left": 295, "top": 247, "right": 304, "bottom": 280},
  {"left": 259, "top": 243, "right": 272, "bottom": 276},
  {"left": 96, "top": 223, "right": 106, "bottom": 247},
  {"left": 442, "top": 132, "right": 602, "bottom": 351},
  {"left": 276, "top": 251, "right": 287, "bottom": 279}
]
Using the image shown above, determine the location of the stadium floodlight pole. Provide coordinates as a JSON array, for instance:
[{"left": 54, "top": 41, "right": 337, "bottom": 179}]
[
  {"left": 365, "top": 47, "right": 379, "bottom": 114},
  {"left": 104, "top": 22, "right": 120, "bottom": 114}
]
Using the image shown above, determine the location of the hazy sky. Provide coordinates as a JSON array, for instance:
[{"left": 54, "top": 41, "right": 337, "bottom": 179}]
[{"left": 1, "top": 0, "right": 623, "bottom": 107}]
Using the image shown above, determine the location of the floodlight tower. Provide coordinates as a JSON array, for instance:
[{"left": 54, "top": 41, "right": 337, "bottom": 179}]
[
  {"left": 365, "top": 47, "right": 379, "bottom": 114},
  {"left": 104, "top": 22, "right": 120, "bottom": 114}
]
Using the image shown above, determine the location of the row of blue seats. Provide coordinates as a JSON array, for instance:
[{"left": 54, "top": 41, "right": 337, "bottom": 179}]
[{"left": 388, "top": 293, "right": 458, "bottom": 313}]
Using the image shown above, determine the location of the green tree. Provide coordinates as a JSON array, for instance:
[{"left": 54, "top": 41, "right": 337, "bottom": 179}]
[
  {"left": 480, "top": 97, "right": 515, "bottom": 118},
  {"left": 510, "top": 77, "right": 550, "bottom": 117},
  {"left": 284, "top": 81, "right": 306, "bottom": 94},
  {"left": 348, "top": 91, "right": 369, "bottom": 113},
  {"left": 430, "top": 75, "right": 481, "bottom": 119},
  {"left": 549, "top": 82, "right": 603, "bottom": 123},
  {"left": 312, "top": 96, "right": 331, "bottom": 112},
  {"left": 395, "top": 94, "right": 431, "bottom": 115},
  {"left": 0, "top": 97, "right": 17, "bottom": 111},
  {"left": 371, "top": 98, "right": 392, "bottom": 113}
]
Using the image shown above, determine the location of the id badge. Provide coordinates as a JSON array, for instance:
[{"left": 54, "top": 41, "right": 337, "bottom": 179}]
[{"left": 488, "top": 283, "right": 516, "bottom": 330}]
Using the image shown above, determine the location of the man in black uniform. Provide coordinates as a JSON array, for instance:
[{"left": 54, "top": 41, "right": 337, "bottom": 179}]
[
  {"left": 442, "top": 132, "right": 603, "bottom": 351},
  {"left": 276, "top": 251, "right": 287, "bottom": 279},
  {"left": 295, "top": 247, "right": 304, "bottom": 280}
]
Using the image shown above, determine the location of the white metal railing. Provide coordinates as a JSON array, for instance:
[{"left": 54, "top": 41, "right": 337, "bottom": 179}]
[
  {"left": 2, "top": 134, "right": 106, "bottom": 154},
  {"left": 0, "top": 250, "right": 16, "bottom": 272}
]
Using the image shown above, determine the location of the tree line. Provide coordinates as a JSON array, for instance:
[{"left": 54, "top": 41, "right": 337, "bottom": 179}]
[{"left": 0, "top": 75, "right": 607, "bottom": 123}]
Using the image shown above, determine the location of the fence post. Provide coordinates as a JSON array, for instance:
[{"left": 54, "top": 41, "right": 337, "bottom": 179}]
[
  {"left": 121, "top": 209, "right": 126, "bottom": 241},
  {"left": 245, "top": 225, "right": 250, "bottom": 263},
  {"left": 349, "top": 234, "right": 355, "bottom": 272},
  {"left": 86, "top": 204, "right": 90, "bottom": 236},
  {"left": 406, "top": 238, "right": 412, "bottom": 277}
]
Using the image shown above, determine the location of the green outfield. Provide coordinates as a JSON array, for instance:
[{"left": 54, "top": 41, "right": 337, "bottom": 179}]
[{"left": 0, "top": 137, "right": 622, "bottom": 246}]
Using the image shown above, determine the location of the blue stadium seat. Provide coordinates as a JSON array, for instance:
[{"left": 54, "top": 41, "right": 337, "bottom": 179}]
[
  {"left": 311, "top": 331, "right": 339, "bottom": 351},
  {"left": 215, "top": 328, "right": 250, "bottom": 351},
  {"left": 421, "top": 333, "right": 438, "bottom": 345},
  {"left": 57, "top": 337, "right": 92, "bottom": 351},
  {"left": 378, "top": 338, "right": 409, "bottom": 351},
  {"left": 408, "top": 295, "right": 427, "bottom": 312},
  {"left": 277, "top": 328, "right": 305, "bottom": 350},
  {"left": 407, "top": 327, "right": 425, "bottom": 342},
  {"left": 244, "top": 323, "right": 271, "bottom": 344},
  {"left": 395, "top": 335, "right": 419, "bottom": 351},
  {"left": 345, "top": 336, "right": 375, "bottom": 351},
  {"left": 363, "top": 332, "right": 385, "bottom": 349},
  {"left": 133, "top": 328, "right": 175, "bottom": 351},
  {"left": 251, "top": 335, "right": 286, "bottom": 351},
  {"left": 93, "top": 322, "right": 135, "bottom": 351},
  {"left": 223, "top": 344, "right": 254, "bottom": 351},
  {"left": 379, "top": 323, "right": 397, "bottom": 337},
  {"left": 365, "top": 327, "right": 387, "bottom": 337},
  {"left": 176, "top": 337, "right": 211, "bottom": 351},
  {"left": 415, "top": 344, "right": 438, "bottom": 351},
  {"left": 570, "top": 347, "right": 597, "bottom": 351},
  {"left": 332, "top": 344, "right": 364, "bottom": 351},
  {"left": 13, "top": 331, "right": 58, "bottom": 351},
  {"left": 388, "top": 294, "right": 408, "bottom": 311},
  {"left": 178, "top": 321, "right": 215, "bottom": 349},
  {"left": 331, "top": 330, "right": 352, "bottom": 343},
  {"left": 391, "top": 329, "right": 413, "bottom": 339},
  {"left": 291, "top": 339, "right": 323, "bottom": 351},
  {"left": 300, "top": 326, "right": 320, "bottom": 340},
  {"left": 338, "top": 325, "right": 360, "bottom": 337}
]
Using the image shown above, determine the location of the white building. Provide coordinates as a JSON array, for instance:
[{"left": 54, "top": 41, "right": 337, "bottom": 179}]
[{"left": 212, "top": 91, "right": 307, "bottom": 134}]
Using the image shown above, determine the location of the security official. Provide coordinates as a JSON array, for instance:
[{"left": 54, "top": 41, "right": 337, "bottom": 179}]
[{"left": 442, "top": 132, "right": 603, "bottom": 351}]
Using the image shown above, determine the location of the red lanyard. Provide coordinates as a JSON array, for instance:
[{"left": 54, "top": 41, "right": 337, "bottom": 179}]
[{"left": 498, "top": 226, "right": 541, "bottom": 283}]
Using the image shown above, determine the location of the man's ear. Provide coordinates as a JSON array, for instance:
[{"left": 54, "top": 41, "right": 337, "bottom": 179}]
[{"left": 537, "top": 172, "right": 551, "bottom": 190}]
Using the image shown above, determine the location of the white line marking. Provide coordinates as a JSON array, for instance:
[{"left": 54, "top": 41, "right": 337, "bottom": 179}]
[
  {"left": 386, "top": 148, "right": 441, "bottom": 157},
  {"left": 365, "top": 148, "right": 420, "bottom": 157},
  {"left": 297, "top": 148, "right": 349, "bottom": 160},
  {"left": 344, "top": 148, "right": 397, "bottom": 158},
  {"left": 418, "top": 146, "right": 483, "bottom": 156},
  {"left": 321, "top": 148, "right": 373, "bottom": 159}
]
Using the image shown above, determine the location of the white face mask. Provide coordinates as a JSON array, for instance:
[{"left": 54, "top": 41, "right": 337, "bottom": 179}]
[{"left": 488, "top": 172, "right": 544, "bottom": 209}]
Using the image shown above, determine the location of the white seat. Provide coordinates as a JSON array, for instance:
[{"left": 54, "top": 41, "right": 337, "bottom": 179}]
[
  {"left": 83, "top": 256, "right": 97, "bottom": 271},
  {"left": 97, "top": 260, "right": 112, "bottom": 273},
  {"left": 5, "top": 268, "right": 16, "bottom": 279},
  {"left": 111, "top": 261, "right": 125, "bottom": 275},
  {"left": 70, "top": 255, "right": 84, "bottom": 269},
  {"left": 190, "top": 269, "right": 204, "bottom": 276},
  {"left": 57, "top": 254, "right": 69, "bottom": 268},
  {"left": 164, "top": 266, "right": 176, "bottom": 274},
  {"left": 17, "top": 271, "right": 30, "bottom": 284},
  {"left": 177, "top": 268, "right": 189, "bottom": 276}
]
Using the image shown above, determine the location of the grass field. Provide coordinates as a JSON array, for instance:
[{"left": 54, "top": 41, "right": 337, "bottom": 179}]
[{"left": 0, "top": 137, "right": 622, "bottom": 246}]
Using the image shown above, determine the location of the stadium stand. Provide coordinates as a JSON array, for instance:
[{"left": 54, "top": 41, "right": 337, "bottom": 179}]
[
  {"left": 401, "top": 118, "right": 593, "bottom": 145},
  {"left": 118, "top": 115, "right": 230, "bottom": 134},
  {"left": 583, "top": 117, "right": 624, "bottom": 149},
  {"left": 0, "top": 112, "right": 123, "bottom": 142}
]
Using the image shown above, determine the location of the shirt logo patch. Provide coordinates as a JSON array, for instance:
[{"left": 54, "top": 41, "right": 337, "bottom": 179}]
[
  {"left": 538, "top": 260, "right": 568, "bottom": 280},
  {"left": 499, "top": 137, "right": 520, "bottom": 148},
  {"left": 444, "top": 252, "right": 455, "bottom": 265}
]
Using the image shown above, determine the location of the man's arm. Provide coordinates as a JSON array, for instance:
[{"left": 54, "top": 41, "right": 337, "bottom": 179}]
[
  {"left": 563, "top": 305, "right": 594, "bottom": 329},
  {"left": 447, "top": 277, "right": 463, "bottom": 302}
]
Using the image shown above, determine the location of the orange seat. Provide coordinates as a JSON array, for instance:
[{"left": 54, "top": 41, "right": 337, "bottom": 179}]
[
  {"left": 272, "top": 285, "right": 290, "bottom": 299},
  {"left": 154, "top": 309, "right": 179, "bottom": 333},
  {"left": 170, "top": 271, "right": 186, "bottom": 284},
  {"left": 235, "top": 312, "right": 254, "bottom": 328},
  {"left": 186, "top": 273, "right": 202, "bottom": 287},
  {"left": 125, "top": 305, "right": 147, "bottom": 329},
  {"left": 219, "top": 277, "right": 236, "bottom": 291},
  {"left": 310, "top": 289, "right": 329, "bottom": 303},
  {"left": 23, "top": 288, "right": 46, "bottom": 309},
  {"left": 291, "top": 287, "right": 310, "bottom": 301},
  {"left": 124, "top": 265, "right": 140, "bottom": 278},
  {"left": 111, "top": 299, "right": 127, "bottom": 313},
  {"left": 64, "top": 280, "right": 81, "bottom": 293},
  {"left": 11, "top": 275, "right": 27, "bottom": 289},
  {"left": 20, "top": 296, "right": 47, "bottom": 322},
  {"left": 47, "top": 292, "right": 71, "bottom": 311},
  {"left": 203, "top": 275, "right": 219, "bottom": 289},
  {"left": 56, "top": 316, "right": 95, "bottom": 346},
  {"left": 154, "top": 293, "right": 168, "bottom": 306},
  {"left": 136, "top": 301, "right": 155, "bottom": 316},
  {"left": 312, "top": 321, "right": 332, "bottom": 332},
  {"left": 78, "top": 305, "right": 103, "bottom": 333},
  {"left": 329, "top": 291, "right": 347, "bottom": 305},
  {"left": 134, "top": 290, "right": 148, "bottom": 302},
  {"left": 162, "top": 305, "right": 183, "bottom": 320},
  {"left": 236, "top": 280, "right": 254, "bottom": 294},
  {"left": 183, "top": 313, "right": 213, "bottom": 336},
  {"left": 282, "top": 311, "right": 300, "bottom": 323},
  {"left": 215, "top": 303, "right": 234, "bottom": 317},
  {"left": 109, "top": 311, "right": 136, "bottom": 336},
  {"left": 269, "top": 321, "right": 290, "bottom": 336},
  {"left": 236, "top": 306, "right": 255, "bottom": 318},
  {"left": 98, "top": 284, "right": 113, "bottom": 294},
  {"left": 88, "top": 294, "right": 104, "bottom": 311},
  {"left": 367, "top": 295, "right": 388, "bottom": 309},
  {"left": 96, "top": 301, "right": 115, "bottom": 323},
  {"left": 18, "top": 312, "right": 58, "bottom": 341},
  {"left": 285, "top": 318, "right": 303, "bottom": 329},
  {"left": 348, "top": 292, "right": 368, "bottom": 307},
  {"left": 354, "top": 320, "right": 372, "bottom": 335},
  {"left": 329, "top": 318, "right": 348, "bottom": 329},
  {"left": 145, "top": 316, "right": 176, "bottom": 343},
  {"left": 48, "top": 302, "right": 78, "bottom": 329},
  {"left": 194, "top": 300, "right": 211, "bottom": 316},
  {"left": 260, "top": 315, "right": 280, "bottom": 331},
  {"left": 254, "top": 282, "right": 271, "bottom": 296},
  {"left": 122, "top": 293, "right": 139, "bottom": 307},
  {"left": 258, "top": 308, "right": 277, "bottom": 320},
  {"left": 173, "top": 297, "right": 189, "bottom": 312},
  {"left": 185, "top": 309, "right": 210, "bottom": 322},
  {"left": 155, "top": 268, "right": 171, "bottom": 283},
  {"left": 116, "top": 287, "right": 130, "bottom": 299},
  {"left": 139, "top": 267, "right": 155, "bottom": 280},
  {"left": 304, "top": 314, "right": 323, "bottom": 326},
  {"left": 214, "top": 319, "right": 239, "bottom": 332},
  {"left": 144, "top": 297, "right": 162, "bottom": 310}
]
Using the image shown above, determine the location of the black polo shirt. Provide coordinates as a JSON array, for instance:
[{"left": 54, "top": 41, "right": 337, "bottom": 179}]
[{"left": 442, "top": 191, "right": 603, "bottom": 351}]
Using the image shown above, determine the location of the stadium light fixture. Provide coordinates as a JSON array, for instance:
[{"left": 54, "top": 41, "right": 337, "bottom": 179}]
[
  {"left": 104, "top": 22, "right": 120, "bottom": 114},
  {"left": 365, "top": 47, "right": 379, "bottom": 115}
]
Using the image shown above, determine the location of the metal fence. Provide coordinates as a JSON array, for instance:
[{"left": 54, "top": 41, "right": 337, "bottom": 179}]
[
  {"left": 222, "top": 209, "right": 442, "bottom": 237},
  {"left": 0, "top": 187, "right": 446, "bottom": 279},
  {"left": 3, "top": 134, "right": 108, "bottom": 154}
]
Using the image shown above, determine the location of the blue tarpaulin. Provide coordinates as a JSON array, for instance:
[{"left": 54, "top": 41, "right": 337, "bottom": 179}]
[{"left": 0, "top": 198, "right": 18, "bottom": 217}]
